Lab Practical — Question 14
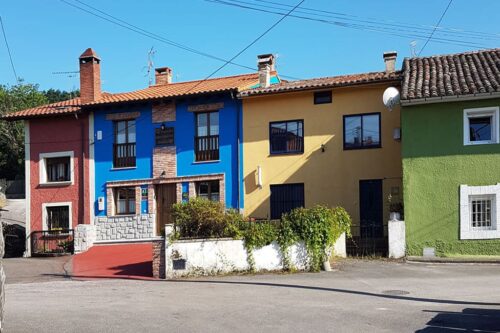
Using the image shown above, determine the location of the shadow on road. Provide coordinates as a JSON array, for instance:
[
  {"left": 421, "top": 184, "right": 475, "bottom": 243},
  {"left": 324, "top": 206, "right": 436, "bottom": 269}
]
[
  {"left": 416, "top": 308, "right": 500, "bottom": 332},
  {"left": 168, "top": 279, "right": 500, "bottom": 307}
]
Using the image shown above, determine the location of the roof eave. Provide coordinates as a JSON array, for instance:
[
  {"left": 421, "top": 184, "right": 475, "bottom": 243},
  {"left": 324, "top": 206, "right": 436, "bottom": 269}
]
[
  {"left": 239, "top": 77, "right": 401, "bottom": 98},
  {"left": 400, "top": 91, "right": 500, "bottom": 106},
  {"left": 0, "top": 110, "right": 82, "bottom": 121}
]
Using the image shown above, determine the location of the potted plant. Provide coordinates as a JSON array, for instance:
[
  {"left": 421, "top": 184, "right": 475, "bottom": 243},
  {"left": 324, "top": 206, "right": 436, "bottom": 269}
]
[{"left": 387, "top": 194, "right": 404, "bottom": 221}]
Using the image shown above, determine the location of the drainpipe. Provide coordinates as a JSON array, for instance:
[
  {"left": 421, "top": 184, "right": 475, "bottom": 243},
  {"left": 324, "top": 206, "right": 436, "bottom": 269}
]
[
  {"left": 80, "top": 116, "right": 85, "bottom": 226},
  {"left": 231, "top": 91, "right": 242, "bottom": 212}
]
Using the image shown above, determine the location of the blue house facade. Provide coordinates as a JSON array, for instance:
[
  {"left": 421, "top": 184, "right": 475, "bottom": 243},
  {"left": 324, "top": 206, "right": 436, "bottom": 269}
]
[{"left": 88, "top": 57, "right": 279, "bottom": 241}]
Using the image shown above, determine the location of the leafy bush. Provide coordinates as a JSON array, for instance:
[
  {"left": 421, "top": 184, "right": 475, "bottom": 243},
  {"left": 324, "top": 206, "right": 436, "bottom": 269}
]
[
  {"left": 281, "top": 205, "right": 351, "bottom": 272},
  {"left": 171, "top": 198, "right": 243, "bottom": 239}
]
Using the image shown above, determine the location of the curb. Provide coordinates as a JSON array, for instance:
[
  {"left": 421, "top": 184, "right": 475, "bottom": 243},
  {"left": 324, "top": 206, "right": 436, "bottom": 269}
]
[{"left": 406, "top": 256, "right": 500, "bottom": 264}]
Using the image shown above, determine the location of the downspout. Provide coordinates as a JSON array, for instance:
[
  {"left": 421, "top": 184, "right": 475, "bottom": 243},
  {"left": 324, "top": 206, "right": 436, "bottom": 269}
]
[
  {"left": 231, "top": 90, "right": 242, "bottom": 212},
  {"left": 80, "top": 114, "right": 85, "bottom": 226}
]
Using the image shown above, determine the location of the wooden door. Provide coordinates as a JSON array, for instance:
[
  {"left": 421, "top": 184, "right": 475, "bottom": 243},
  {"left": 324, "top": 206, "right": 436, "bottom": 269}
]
[{"left": 156, "top": 184, "right": 177, "bottom": 235}]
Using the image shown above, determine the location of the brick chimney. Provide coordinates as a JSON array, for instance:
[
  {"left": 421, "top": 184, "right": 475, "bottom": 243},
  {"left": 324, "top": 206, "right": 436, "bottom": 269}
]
[
  {"left": 383, "top": 51, "right": 397, "bottom": 73},
  {"left": 155, "top": 67, "right": 172, "bottom": 85},
  {"left": 79, "top": 48, "right": 101, "bottom": 103},
  {"left": 257, "top": 54, "right": 275, "bottom": 88}
]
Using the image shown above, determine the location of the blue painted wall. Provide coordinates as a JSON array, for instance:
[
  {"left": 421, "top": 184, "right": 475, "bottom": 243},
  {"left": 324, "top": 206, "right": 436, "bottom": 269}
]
[
  {"left": 93, "top": 105, "right": 155, "bottom": 216},
  {"left": 175, "top": 94, "right": 241, "bottom": 209},
  {"left": 93, "top": 93, "right": 244, "bottom": 215}
]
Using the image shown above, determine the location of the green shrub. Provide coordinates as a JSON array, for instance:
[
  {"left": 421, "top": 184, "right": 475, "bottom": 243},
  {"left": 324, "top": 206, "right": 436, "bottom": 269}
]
[
  {"left": 171, "top": 198, "right": 242, "bottom": 239},
  {"left": 281, "top": 205, "right": 351, "bottom": 272}
]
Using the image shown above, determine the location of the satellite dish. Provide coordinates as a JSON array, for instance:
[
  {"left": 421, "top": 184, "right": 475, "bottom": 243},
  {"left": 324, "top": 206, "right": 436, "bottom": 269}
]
[{"left": 383, "top": 87, "right": 400, "bottom": 111}]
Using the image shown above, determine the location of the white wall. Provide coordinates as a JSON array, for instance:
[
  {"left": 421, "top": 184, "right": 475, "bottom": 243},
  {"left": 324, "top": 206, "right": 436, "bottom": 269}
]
[{"left": 163, "top": 228, "right": 346, "bottom": 278}]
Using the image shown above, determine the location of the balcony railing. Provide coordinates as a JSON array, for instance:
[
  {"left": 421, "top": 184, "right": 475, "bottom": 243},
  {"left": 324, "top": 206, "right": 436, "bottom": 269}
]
[
  {"left": 195, "top": 135, "right": 219, "bottom": 162},
  {"left": 114, "top": 143, "right": 136, "bottom": 168},
  {"left": 30, "top": 229, "right": 74, "bottom": 256}
]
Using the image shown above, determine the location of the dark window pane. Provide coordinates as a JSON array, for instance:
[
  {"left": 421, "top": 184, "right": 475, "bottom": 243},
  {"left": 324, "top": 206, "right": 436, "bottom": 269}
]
[
  {"left": 209, "top": 112, "right": 219, "bottom": 136},
  {"left": 196, "top": 181, "right": 219, "bottom": 202},
  {"left": 116, "top": 187, "right": 136, "bottom": 215},
  {"left": 270, "top": 183, "right": 304, "bottom": 220},
  {"left": 47, "top": 206, "right": 70, "bottom": 230},
  {"left": 197, "top": 113, "right": 208, "bottom": 137},
  {"left": 363, "top": 114, "right": 380, "bottom": 147},
  {"left": 46, "top": 157, "right": 70, "bottom": 182},
  {"left": 314, "top": 91, "right": 332, "bottom": 104},
  {"left": 469, "top": 116, "right": 492, "bottom": 141},
  {"left": 270, "top": 120, "right": 304, "bottom": 154},
  {"left": 344, "top": 114, "right": 381, "bottom": 149},
  {"left": 344, "top": 116, "right": 362, "bottom": 148},
  {"left": 114, "top": 120, "right": 136, "bottom": 168}
]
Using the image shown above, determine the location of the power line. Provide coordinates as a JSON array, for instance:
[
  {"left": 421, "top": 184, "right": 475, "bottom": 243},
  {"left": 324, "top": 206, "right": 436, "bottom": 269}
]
[
  {"left": 183, "top": 0, "right": 305, "bottom": 95},
  {"left": 0, "top": 16, "right": 19, "bottom": 83},
  {"left": 419, "top": 0, "right": 453, "bottom": 56},
  {"left": 207, "top": 0, "right": 490, "bottom": 49},
  {"left": 59, "top": 0, "right": 301, "bottom": 80},
  {"left": 252, "top": 0, "right": 499, "bottom": 40}
]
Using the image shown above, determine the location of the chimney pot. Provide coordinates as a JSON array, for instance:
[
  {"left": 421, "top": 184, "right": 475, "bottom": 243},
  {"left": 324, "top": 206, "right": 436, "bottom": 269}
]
[
  {"left": 383, "top": 51, "right": 397, "bottom": 73},
  {"left": 155, "top": 67, "right": 172, "bottom": 85},
  {"left": 79, "top": 48, "right": 101, "bottom": 103},
  {"left": 257, "top": 54, "right": 275, "bottom": 88}
]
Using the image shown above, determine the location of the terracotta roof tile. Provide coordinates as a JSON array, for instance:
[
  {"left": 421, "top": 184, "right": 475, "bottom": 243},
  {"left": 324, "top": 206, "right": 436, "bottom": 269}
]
[
  {"left": 1, "top": 97, "right": 82, "bottom": 120},
  {"left": 84, "top": 72, "right": 264, "bottom": 106},
  {"left": 2, "top": 72, "right": 264, "bottom": 120},
  {"left": 401, "top": 48, "right": 500, "bottom": 101},
  {"left": 239, "top": 71, "right": 402, "bottom": 97}
]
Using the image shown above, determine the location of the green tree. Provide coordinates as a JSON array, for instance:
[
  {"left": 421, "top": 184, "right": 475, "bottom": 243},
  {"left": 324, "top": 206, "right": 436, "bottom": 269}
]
[{"left": 0, "top": 83, "right": 78, "bottom": 179}]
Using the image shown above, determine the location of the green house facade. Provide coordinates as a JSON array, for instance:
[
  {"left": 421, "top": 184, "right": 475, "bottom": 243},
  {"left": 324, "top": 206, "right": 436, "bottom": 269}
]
[{"left": 401, "top": 49, "right": 500, "bottom": 256}]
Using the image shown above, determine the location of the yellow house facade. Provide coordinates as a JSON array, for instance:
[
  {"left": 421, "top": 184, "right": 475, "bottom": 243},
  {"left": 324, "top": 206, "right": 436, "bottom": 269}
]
[{"left": 241, "top": 56, "right": 402, "bottom": 236}]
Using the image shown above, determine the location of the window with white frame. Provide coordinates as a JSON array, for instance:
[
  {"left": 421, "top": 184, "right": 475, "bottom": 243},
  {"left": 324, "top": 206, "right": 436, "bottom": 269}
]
[
  {"left": 463, "top": 107, "right": 499, "bottom": 145},
  {"left": 460, "top": 184, "right": 500, "bottom": 240},
  {"left": 39, "top": 151, "right": 74, "bottom": 185},
  {"left": 42, "top": 202, "right": 72, "bottom": 231}
]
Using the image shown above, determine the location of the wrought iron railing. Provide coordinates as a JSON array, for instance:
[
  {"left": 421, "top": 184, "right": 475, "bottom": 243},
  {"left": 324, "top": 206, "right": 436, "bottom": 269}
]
[
  {"left": 30, "top": 229, "right": 74, "bottom": 256},
  {"left": 195, "top": 135, "right": 219, "bottom": 162},
  {"left": 113, "top": 143, "right": 136, "bottom": 168},
  {"left": 346, "top": 222, "right": 387, "bottom": 257}
]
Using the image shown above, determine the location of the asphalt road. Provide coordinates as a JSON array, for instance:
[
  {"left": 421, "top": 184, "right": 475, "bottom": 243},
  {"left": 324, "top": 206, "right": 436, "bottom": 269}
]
[{"left": 4, "top": 260, "right": 500, "bottom": 332}]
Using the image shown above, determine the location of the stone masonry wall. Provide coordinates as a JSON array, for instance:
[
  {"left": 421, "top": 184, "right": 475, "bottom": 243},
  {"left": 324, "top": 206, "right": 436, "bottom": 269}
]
[
  {"left": 152, "top": 239, "right": 165, "bottom": 279},
  {"left": 95, "top": 214, "right": 155, "bottom": 241}
]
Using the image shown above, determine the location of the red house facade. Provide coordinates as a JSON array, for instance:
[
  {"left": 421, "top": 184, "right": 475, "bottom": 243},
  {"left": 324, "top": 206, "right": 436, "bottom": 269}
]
[{"left": 3, "top": 49, "right": 100, "bottom": 255}]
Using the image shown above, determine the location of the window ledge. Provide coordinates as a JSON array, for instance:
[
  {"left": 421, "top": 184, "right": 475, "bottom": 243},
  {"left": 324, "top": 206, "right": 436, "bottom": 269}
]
[
  {"left": 192, "top": 160, "right": 220, "bottom": 164},
  {"left": 343, "top": 145, "right": 382, "bottom": 151},
  {"left": 111, "top": 167, "right": 137, "bottom": 171},
  {"left": 39, "top": 181, "right": 73, "bottom": 187},
  {"left": 464, "top": 141, "right": 499, "bottom": 146},
  {"left": 108, "top": 214, "right": 138, "bottom": 218},
  {"left": 269, "top": 152, "right": 304, "bottom": 157},
  {"left": 460, "top": 230, "right": 500, "bottom": 240}
]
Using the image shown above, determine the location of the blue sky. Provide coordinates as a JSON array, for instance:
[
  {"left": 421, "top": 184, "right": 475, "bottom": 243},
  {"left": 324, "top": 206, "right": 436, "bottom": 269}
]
[{"left": 1, "top": 0, "right": 499, "bottom": 93}]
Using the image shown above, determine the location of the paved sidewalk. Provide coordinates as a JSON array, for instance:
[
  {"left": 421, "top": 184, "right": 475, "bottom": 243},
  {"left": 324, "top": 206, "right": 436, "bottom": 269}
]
[{"left": 3, "top": 256, "right": 69, "bottom": 284}]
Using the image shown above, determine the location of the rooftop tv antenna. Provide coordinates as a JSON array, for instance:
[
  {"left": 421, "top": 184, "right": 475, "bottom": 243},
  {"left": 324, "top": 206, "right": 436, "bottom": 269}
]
[
  {"left": 144, "top": 46, "right": 156, "bottom": 86},
  {"left": 410, "top": 41, "right": 418, "bottom": 57}
]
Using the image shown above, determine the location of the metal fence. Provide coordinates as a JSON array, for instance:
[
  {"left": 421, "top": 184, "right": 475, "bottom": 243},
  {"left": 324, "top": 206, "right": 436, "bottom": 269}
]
[
  {"left": 347, "top": 222, "right": 388, "bottom": 257},
  {"left": 30, "top": 229, "right": 74, "bottom": 256}
]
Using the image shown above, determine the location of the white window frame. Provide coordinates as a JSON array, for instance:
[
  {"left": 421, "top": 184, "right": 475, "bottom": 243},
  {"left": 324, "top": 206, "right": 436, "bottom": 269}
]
[
  {"left": 39, "top": 151, "right": 74, "bottom": 185},
  {"left": 460, "top": 184, "right": 500, "bottom": 239},
  {"left": 42, "top": 202, "right": 72, "bottom": 231},
  {"left": 463, "top": 106, "right": 499, "bottom": 145}
]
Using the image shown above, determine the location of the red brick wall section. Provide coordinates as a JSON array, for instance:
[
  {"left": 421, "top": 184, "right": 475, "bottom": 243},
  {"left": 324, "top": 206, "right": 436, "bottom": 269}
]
[
  {"left": 152, "top": 102, "right": 175, "bottom": 123},
  {"left": 106, "top": 187, "right": 114, "bottom": 217},
  {"left": 79, "top": 59, "right": 101, "bottom": 103},
  {"left": 176, "top": 183, "right": 182, "bottom": 203},
  {"left": 29, "top": 115, "right": 90, "bottom": 232},
  {"left": 152, "top": 239, "right": 165, "bottom": 279},
  {"left": 188, "top": 182, "right": 196, "bottom": 199},
  {"left": 148, "top": 184, "right": 156, "bottom": 214},
  {"left": 135, "top": 186, "right": 141, "bottom": 215},
  {"left": 153, "top": 146, "right": 176, "bottom": 178}
]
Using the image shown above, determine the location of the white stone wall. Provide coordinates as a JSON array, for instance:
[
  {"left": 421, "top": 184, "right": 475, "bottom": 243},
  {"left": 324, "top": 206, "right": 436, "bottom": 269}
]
[
  {"left": 388, "top": 219, "right": 406, "bottom": 259},
  {"left": 74, "top": 224, "right": 96, "bottom": 253},
  {"left": 165, "top": 238, "right": 309, "bottom": 278},
  {"left": 94, "top": 214, "right": 155, "bottom": 241}
]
